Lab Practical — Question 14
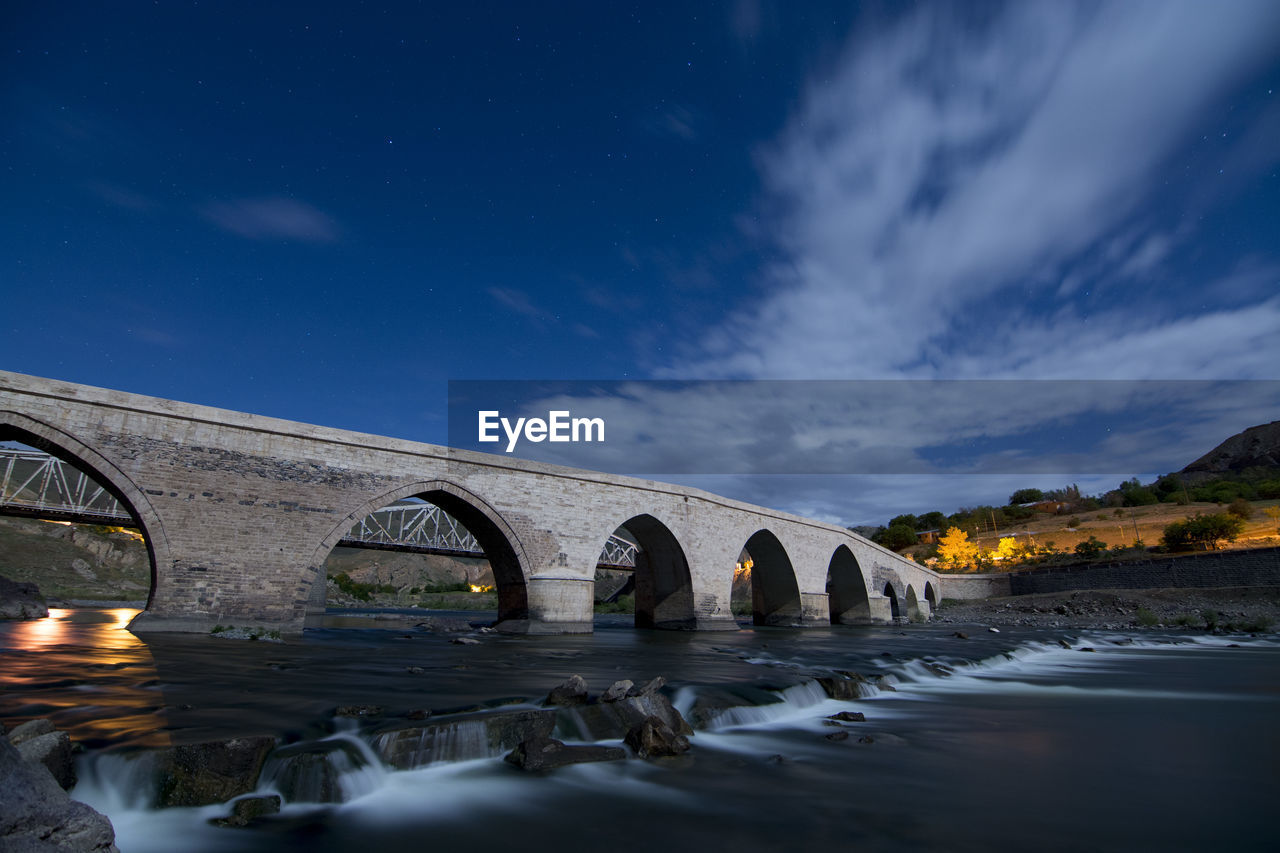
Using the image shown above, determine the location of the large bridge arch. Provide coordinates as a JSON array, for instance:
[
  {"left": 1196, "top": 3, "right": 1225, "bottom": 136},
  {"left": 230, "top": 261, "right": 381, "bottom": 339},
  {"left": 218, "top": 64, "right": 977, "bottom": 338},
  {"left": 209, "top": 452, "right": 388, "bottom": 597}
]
[
  {"left": 826, "top": 544, "right": 871, "bottom": 624},
  {"left": 307, "top": 479, "right": 531, "bottom": 624},
  {"left": 599, "top": 513, "right": 695, "bottom": 630},
  {"left": 0, "top": 410, "right": 169, "bottom": 611},
  {"left": 743, "top": 528, "right": 803, "bottom": 627}
]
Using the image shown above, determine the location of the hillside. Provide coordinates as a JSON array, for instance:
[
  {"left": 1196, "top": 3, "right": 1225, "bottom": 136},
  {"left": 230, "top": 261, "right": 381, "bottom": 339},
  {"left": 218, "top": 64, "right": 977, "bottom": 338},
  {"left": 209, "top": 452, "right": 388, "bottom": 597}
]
[{"left": 1182, "top": 420, "right": 1280, "bottom": 481}]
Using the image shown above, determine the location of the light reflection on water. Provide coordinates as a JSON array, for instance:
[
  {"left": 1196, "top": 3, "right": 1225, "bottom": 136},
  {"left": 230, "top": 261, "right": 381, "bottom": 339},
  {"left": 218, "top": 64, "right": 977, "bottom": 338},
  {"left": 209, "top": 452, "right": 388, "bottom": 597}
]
[{"left": 0, "top": 607, "right": 171, "bottom": 748}]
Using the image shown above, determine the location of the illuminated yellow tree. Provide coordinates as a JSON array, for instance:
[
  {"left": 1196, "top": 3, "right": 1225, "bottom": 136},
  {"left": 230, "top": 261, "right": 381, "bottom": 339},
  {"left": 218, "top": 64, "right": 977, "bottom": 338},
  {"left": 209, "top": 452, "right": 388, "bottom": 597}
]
[
  {"left": 994, "top": 537, "right": 1020, "bottom": 562},
  {"left": 938, "top": 527, "right": 980, "bottom": 570}
]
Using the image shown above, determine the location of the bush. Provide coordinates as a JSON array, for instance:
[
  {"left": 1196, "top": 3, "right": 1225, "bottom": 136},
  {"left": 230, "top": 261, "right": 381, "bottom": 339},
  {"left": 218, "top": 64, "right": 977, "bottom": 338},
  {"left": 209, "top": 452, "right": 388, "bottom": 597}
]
[
  {"left": 1227, "top": 498, "right": 1253, "bottom": 520},
  {"left": 1066, "top": 516, "right": 1081, "bottom": 529},
  {"left": 1073, "top": 536, "right": 1107, "bottom": 559},
  {"left": 595, "top": 594, "right": 635, "bottom": 614},
  {"left": 1135, "top": 608, "right": 1158, "bottom": 627},
  {"left": 1161, "top": 514, "right": 1245, "bottom": 551},
  {"left": 333, "top": 572, "right": 374, "bottom": 601}
]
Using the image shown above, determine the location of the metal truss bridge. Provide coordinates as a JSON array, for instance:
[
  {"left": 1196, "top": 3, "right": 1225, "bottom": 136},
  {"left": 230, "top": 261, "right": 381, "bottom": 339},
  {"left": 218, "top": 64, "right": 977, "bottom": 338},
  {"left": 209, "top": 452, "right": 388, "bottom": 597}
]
[{"left": 0, "top": 447, "right": 637, "bottom": 569}]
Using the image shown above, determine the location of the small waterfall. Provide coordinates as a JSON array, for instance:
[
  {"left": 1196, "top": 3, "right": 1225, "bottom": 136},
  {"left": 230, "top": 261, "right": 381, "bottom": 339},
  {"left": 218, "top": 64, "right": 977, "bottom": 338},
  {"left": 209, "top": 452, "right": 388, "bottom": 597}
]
[
  {"left": 372, "top": 717, "right": 497, "bottom": 769},
  {"left": 258, "top": 732, "right": 388, "bottom": 804},
  {"left": 73, "top": 749, "right": 161, "bottom": 813},
  {"left": 699, "top": 679, "right": 834, "bottom": 731}
]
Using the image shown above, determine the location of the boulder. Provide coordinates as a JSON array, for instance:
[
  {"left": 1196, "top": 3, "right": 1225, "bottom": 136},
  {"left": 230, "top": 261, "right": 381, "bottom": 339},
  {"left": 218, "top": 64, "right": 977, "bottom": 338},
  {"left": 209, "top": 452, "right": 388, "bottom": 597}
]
[
  {"left": 0, "top": 736, "right": 118, "bottom": 852},
  {"left": 15, "top": 731, "right": 76, "bottom": 791},
  {"left": 816, "top": 674, "right": 874, "bottom": 700},
  {"left": 149, "top": 736, "right": 276, "bottom": 807},
  {"left": 209, "top": 795, "right": 281, "bottom": 828},
  {"left": 624, "top": 716, "right": 690, "bottom": 758},
  {"left": 824, "top": 731, "right": 850, "bottom": 742},
  {"left": 504, "top": 736, "right": 625, "bottom": 772},
  {"left": 373, "top": 708, "right": 557, "bottom": 769},
  {"left": 826, "top": 711, "right": 866, "bottom": 723},
  {"left": 626, "top": 676, "right": 666, "bottom": 697},
  {"left": 0, "top": 575, "right": 48, "bottom": 620},
  {"left": 599, "top": 680, "right": 633, "bottom": 702},
  {"left": 554, "top": 685, "right": 693, "bottom": 741},
  {"left": 545, "top": 675, "right": 589, "bottom": 706},
  {"left": 7, "top": 719, "right": 56, "bottom": 746}
]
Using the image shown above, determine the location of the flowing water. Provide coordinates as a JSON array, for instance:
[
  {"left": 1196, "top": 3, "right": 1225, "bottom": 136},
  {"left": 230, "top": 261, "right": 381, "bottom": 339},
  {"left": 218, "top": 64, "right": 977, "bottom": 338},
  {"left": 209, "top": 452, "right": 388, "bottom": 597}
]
[{"left": 2, "top": 608, "right": 1276, "bottom": 852}]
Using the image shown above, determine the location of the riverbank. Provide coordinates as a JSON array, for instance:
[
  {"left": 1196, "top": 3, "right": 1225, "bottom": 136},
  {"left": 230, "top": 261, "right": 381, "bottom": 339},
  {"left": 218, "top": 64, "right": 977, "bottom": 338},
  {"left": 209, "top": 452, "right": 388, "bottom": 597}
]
[{"left": 934, "top": 585, "right": 1280, "bottom": 632}]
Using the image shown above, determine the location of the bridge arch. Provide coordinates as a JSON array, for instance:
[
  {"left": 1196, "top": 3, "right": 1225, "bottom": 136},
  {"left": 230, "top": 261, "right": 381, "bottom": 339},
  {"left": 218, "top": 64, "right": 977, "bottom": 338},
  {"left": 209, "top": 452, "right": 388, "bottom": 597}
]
[
  {"left": 905, "top": 584, "right": 921, "bottom": 621},
  {"left": 826, "top": 544, "right": 871, "bottom": 624},
  {"left": 602, "top": 513, "right": 695, "bottom": 630},
  {"left": 743, "top": 528, "right": 802, "bottom": 627},
  {"left": 307, "top": 480, "right": 531, "bottom": 623},
  {"left": 924, "top": 581, "right": 938, "bottom": 611},
  {"left": 0, "top": 410, "right": 168, "bottom": 609},
  {"left": 883, "top": 582, "right": 901, "bottom": 620}
]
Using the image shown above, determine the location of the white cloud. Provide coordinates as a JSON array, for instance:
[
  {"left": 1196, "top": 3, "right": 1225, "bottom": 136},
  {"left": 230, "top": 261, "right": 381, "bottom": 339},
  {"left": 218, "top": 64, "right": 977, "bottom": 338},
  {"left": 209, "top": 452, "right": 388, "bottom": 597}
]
[
  {"left": 673, "top": 0, "right": 1280, "bottom": 381},
  {"left": 201, "top": 197, "right": 340, "bottom": 243}
]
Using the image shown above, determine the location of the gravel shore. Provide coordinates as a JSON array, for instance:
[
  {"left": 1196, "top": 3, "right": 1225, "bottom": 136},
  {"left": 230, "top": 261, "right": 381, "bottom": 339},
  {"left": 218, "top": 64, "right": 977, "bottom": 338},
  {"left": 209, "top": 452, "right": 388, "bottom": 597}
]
[{"left": 933, "top": 586, "right": 1280, "bottom": 633}]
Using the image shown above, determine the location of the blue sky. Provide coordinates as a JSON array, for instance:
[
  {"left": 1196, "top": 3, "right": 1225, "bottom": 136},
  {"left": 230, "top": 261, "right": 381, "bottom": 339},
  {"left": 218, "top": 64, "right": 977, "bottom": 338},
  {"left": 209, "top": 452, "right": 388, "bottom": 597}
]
[{"left": 4, "top": 2, "right": 1279, "bottom": 525}]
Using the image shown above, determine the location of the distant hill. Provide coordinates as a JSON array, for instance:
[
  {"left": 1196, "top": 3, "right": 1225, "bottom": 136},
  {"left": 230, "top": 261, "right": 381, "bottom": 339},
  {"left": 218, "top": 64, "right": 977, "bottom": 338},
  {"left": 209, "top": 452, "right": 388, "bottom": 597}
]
[{"left": 1181, "top": 420, "right": 1280, "bottom": 480}]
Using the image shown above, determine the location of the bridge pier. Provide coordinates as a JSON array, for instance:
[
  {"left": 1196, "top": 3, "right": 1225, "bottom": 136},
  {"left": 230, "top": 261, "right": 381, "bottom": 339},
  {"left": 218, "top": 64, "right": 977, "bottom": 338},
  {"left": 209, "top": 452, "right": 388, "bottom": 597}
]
[
  {"left": 798, "top": 592, "right": 831, "bottom": 626},
  {"left": 868, "top": 596, "right": 895, "bottom": 623},
  {"left": 496, "top": 574, "right": 595, "bottom": 634}
]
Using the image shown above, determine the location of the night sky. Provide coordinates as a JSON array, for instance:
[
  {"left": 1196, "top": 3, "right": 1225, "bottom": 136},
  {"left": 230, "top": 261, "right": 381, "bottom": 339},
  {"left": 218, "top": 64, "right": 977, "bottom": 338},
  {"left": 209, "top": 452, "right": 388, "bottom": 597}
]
[{"left": 4, "top": 2, "right": 1279, "bottom": 524}]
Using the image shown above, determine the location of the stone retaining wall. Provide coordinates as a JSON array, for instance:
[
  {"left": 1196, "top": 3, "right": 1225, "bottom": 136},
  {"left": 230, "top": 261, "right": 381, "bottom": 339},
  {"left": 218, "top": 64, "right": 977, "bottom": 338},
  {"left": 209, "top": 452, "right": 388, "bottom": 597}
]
[{"left": 1008, "top": 546, "right": 1280, "bottom": 594}]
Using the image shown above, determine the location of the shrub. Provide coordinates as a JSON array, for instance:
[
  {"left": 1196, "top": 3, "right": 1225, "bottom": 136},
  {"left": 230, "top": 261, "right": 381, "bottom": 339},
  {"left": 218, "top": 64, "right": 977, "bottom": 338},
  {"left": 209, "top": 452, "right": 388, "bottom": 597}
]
[
  {"left": 1227, "top": 498, "right": 1253, "bottom": 520},
  {"left": 333, "top": 571, "right": 373, "bottom": 601},
  {"left": 1232, "top": 614, "right": 1274, "bottom": 633},
  {"left": 1073, "top": 536, "right": 1106, "bottom": 559},
  {"left": 1135, "top": 608, "right": 1158, "bottom": 627},
  {"left": 595, "top": 594, "right": 635, "bottom": 614},
  {"left": 1161, "top": 514, "right": 1245, "bottom": 551},
  {"left": 1172, "top": 613, "right": 1198, "bottom": 627},
  {"left": 1066, "top": 516, "right": 1081, "bottom": 529}
]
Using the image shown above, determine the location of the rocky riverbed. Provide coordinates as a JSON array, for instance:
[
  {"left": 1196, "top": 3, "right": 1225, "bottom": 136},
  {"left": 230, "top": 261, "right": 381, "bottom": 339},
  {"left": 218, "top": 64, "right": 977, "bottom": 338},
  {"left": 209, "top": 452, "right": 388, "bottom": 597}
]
[{"left": 934, "top": 586, "right": 1280, "bottom": 632}]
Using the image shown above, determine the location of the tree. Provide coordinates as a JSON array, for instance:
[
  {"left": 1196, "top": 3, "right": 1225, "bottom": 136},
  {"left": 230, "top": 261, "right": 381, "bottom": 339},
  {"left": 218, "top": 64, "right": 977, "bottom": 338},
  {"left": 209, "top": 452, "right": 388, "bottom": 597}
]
[
  {"left": 938, "top": 527, "right": 980, "bottom": 570},
  {"left": 1008, "top": 488, "right": 1044, "bottom": 505},
  {"left": 918, "top": 511, "right": 947, "bottom": 531},
  {"left": 888, "top": 513, "right": 920, "bottom": 531},
  {"left": 877, "top": 523, "right": 918, "bottom": 552},
  {"left": 993, "top": 537, "right": 1021, "bottom": 562},
  {"left": 1161, "top": 513, "right": 1245, "bottom": 551}
]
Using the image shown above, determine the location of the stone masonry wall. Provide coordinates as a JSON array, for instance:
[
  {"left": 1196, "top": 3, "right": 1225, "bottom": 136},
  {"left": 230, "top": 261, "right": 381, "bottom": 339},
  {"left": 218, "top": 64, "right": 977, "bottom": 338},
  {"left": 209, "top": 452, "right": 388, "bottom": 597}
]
[{"left": 1008, "top": 547, "right": 1280, "bottom": 594}]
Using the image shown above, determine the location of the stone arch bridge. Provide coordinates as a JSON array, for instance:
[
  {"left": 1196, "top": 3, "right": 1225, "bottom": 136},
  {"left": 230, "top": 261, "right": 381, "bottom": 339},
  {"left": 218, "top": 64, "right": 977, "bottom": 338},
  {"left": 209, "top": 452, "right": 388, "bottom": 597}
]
[{"left": 0, "top": 370, "right": 942, "bottom": 634}]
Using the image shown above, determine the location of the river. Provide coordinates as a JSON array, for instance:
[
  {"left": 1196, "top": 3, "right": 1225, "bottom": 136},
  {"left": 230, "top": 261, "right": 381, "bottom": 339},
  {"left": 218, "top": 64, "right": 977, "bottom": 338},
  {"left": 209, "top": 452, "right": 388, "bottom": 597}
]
[{"left": 2, "top": 608, "right": 1276, "bottom": 852}]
